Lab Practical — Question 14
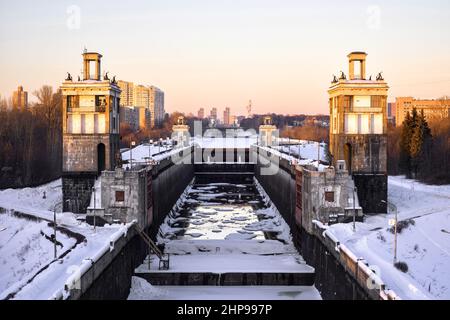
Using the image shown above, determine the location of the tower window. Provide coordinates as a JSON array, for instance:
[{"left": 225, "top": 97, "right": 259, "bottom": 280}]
[
  {"left": 115, "top": 190, "right": 125, "bottom": 202},
  {"left": 325, "top": 191, "right": 334, "bottom": 202}
]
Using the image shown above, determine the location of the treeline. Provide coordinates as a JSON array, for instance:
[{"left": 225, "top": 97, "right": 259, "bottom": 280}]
[
  {"left": 120, "top": 112, "right": 181, "bottom": 148},
  {"left": 281, "top": 124, "right": 329, "bottom": 144},
  {"left": 0, "top": 86, "right": 62, "bottom": 189},
  {"left": 388, "top": 109, "right": 450, "bottom": 184}
]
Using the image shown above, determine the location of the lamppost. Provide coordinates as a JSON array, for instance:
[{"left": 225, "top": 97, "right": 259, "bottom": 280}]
[
  {"left": 159, "top": 138, "right": 163, "bottom": 153},
  {"left": 53, "top": 200, "right": 69, "bottom": 260},
  {"left": 130, "top": 141, "right": 136, "bottom": 169},
  {"left": 288, "top": 137, "right": 291, "bottom": 158},
  {"left": 317, "top": 141, "right": 321, "bottom": 166},
  {"left": 352, "top": 186, "right": 357, "bottom": 232},
  {"left": 92, "top": 186, "right": 97, "bottom": 232},
  {"left": 382, "top": 200, "right": 398, "bottom": 264},
  {"left": 342, "top": 185, "right": 358, "bottom": 232},
  {"left": 149, "top": 139, "right": 153, "bottom": 162}
]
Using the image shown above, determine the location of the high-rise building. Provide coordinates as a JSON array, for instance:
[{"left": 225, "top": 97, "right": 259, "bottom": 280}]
[
  {"left": 133, "top": 85, "right": 150, "bottom": 109},
  {"left": 210, "top": 107, "right": 217, "bottom": 120},
  {"left": 328, "top": 52, "right": 388, "bottom": 214},
  {"left": 61, "top": 51, "right": 121, "bottom": 213},
  {"left": 223, "top": 107, "right": 231, "bottom": 125},
  {"left": 119, "top": 106, "right": 151, "bottom": 132},
  {"left": 117, "top": 80, "right": 134, "bottom": 106},
  {"left": 137, "top": 106, "right": 151, "bottom": 131},
  {"left": 149, "top": 86, "right": 164, "bottom": 128},
  {"left": 120, "top": 105, "right": 138, "bottom": 131},
  {"left": 395, "top": 97, "right": 450, "bottom": 126},
  {"left": 198, "top": 107, "right": 205, "bottom": 119},
  {"left": 387, "top": 102, "right": 396, "bottom": 125},
  {"left": 12, "top": 86, "right": 28, "bottom": 109}
]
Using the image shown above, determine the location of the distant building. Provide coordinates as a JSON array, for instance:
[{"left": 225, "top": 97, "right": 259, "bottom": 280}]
[
  {"left": 137, "top": 106, "right": 151, "bottom": 131},
  {"left": 198, "top": 107, "right": 205, "bottom": 119},
  {"left": 12, "top": 86, "right": 28, "bottom": 109},
  {"left": 133, "top": 85, "right": 150, "bottom": 109},
  {"left": 210, "top": 107, "right": 217, "bottom": 120},
  {"left": 118, "top": 81, "right": 164, "bottom": 128},
  {"left": 117, "top": 80, "right": 134, "bottom": 106},
  {"left": 395, "top": 97, "right": 450, "bottom": 126},
  {"left": 230, "top": 115, "right": 238, "bottom": 126},
  {"left": 120, "top": 105, "right": 151, "bottom": 132},
  {"left": 120, "top": 106, "right": 139, "bottom": 131},
  {"left": 387, "top": 102, "right": 396, "bottom": 125},
  {"left": 223, "top": 107, "right": 231, "bottom": 125},
  {"left": 149, "top": 86, "right": 164, "bottom": 128}
]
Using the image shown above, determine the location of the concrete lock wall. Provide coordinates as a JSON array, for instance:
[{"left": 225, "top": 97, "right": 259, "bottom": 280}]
[
  {"left": 74, "top": 150, "right": 194, "bottom": 300},
  {"left": 149, "top": 151, "right": 194, "bottom": 239},
  {"left": 253, "top": 147, "right": 373, "bottom": 300}
]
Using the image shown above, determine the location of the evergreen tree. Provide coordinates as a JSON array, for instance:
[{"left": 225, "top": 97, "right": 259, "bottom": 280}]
[
  {"left": 398, "top": 111, "right": 413, "bottom": 176},
  {"left": 410, "top": 110, "right": 432, "bottom": 178}
]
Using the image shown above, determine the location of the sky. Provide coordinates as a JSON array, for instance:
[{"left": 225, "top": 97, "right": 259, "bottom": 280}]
[{"left": 1, "top": 0, "right": 450, "bottom": 115}]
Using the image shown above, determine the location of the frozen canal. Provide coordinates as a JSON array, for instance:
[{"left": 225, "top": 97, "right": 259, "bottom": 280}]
[
  {"left": 129, "top": 179, "right": 320, "bottom": 300},
  {"left": 160, "top": 183, "right": 281, "bottom": 242}
]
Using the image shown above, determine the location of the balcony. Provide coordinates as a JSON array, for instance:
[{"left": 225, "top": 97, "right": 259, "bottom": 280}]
[
  {"left": 343, "top": 106, "right": 382, "bottom": 113},
  {"left": 67, "top": 105, "right": 106, "bottom": 113}
]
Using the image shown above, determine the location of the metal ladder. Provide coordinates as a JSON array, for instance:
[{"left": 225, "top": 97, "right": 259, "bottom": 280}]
[{"left": 134, "top": 225, "right": 170, "bottom": 270}]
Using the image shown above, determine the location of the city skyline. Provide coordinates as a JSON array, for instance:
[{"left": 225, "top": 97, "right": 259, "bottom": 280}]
[{"left": 1, "top": 0, "right": 450, "bottom": 115}]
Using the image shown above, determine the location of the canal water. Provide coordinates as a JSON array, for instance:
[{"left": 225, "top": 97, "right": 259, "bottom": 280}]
[
  {"left": 158, "top": 181, "right": 288, "bottom": 244},
  {"left": 129, "top": 178, "right": 321, "bottom": 300}
]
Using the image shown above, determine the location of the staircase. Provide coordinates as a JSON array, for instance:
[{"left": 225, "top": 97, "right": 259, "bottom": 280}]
[{"left": 134, "top": 225, "right": 170, "bottom": 270}]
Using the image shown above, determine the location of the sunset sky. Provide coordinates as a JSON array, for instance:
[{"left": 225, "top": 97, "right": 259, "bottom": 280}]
[{"left": 1, "top": 0, "right": 449, "bottom": 115}]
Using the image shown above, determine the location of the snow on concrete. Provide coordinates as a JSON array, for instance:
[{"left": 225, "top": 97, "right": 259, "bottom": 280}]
[
  {"left": 135, "top": 253, "right": 313, "bottom": 274},
  {"left": 0, "top": 180, "right": 132, "bottom": 300},
  {"left": 193, "top": 136, "right": 258, "bottom": 149},
  {"left": 258, "top": 144, "right": 329, "bottom": 171},
  {"left": 128, "top": 276, "right": 321, "bottom": 300},
  {"left": 326, "top": 176, "right": 450, "bottom": 300}
]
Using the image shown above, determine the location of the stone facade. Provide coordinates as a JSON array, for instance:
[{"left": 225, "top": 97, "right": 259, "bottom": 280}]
[
  {"left": 328, "top": 52, "right": 388, "bottom": 214},
  {"left": 297, "top": 163, "right": 362, "bottom": 235},
  {"left": 62, "top": 173, "right": 96, "bottom": 213},
  {"left": 61, "top": 52, "right": 121, "bottom": 213},
  {"left": 87, "top": 167, "right": 150, "bottom": 229}
]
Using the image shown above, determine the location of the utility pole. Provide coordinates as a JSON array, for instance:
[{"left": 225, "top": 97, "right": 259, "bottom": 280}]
[
  {"left": 382, "top": 199, "right": 398, "bottom": 264},
  {"left": 130, "top": 141, "right": 136, "bottom": 169},
  {"left": 352, "top": 186, "right": 357, "bottom": 232},
  {"left": 53, "top": 200, "right": 69, "bottom": 260},
  {"left": 317, "top": 141, "right": 320, "bottom": 166},
  {"left": 53, "top": 205, "right": 57, "bottom": 259},
  {"left": 93, "top": 186, "right": 96, "bottom": 232},
  {"left": 394, "top": 206, "right": 398, "bottom": 263}
]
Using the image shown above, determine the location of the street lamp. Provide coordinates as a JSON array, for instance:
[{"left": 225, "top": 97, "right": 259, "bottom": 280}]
[
  {"left": 352, "top": 186, "right": 357, "bottom": 232},
  {"left": 92, "top": 186, "right": 97, "bottom": 232},
  {"left": 342, "top": 185, "right": 358, "bottom": 232},
  {"left": 382, "top": 199, "right": 398, "bottom": 264},
  {"left": 159, "top": 138, "right": 163, "bottom": 153},
  {"left": 149, "top": 139, "right": 153, "bottom": 162},
  {"left": 130, "top": 141, "right": 136, "bottom": 169},
  {"left": 53, "top": 200, "right": 69, "bottom": 260}
]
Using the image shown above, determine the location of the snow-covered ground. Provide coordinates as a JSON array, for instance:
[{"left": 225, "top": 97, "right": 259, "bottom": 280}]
[
  {"left": 0, "top": 179, "right": 131, "bottom": 300},
  {"left": 0, "top": 212, "right": 76, "bottom": 295},
  {"left": 128, "top": 276, "right": 321, "bottom": 300},
  {"left": 326, "top": 176, "right": 450, "bottom": 300}
]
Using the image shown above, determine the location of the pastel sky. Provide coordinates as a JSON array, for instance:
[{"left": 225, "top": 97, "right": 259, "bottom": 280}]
[{"left": 1, "top": 0, "right": 449, "bottom": 115}]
